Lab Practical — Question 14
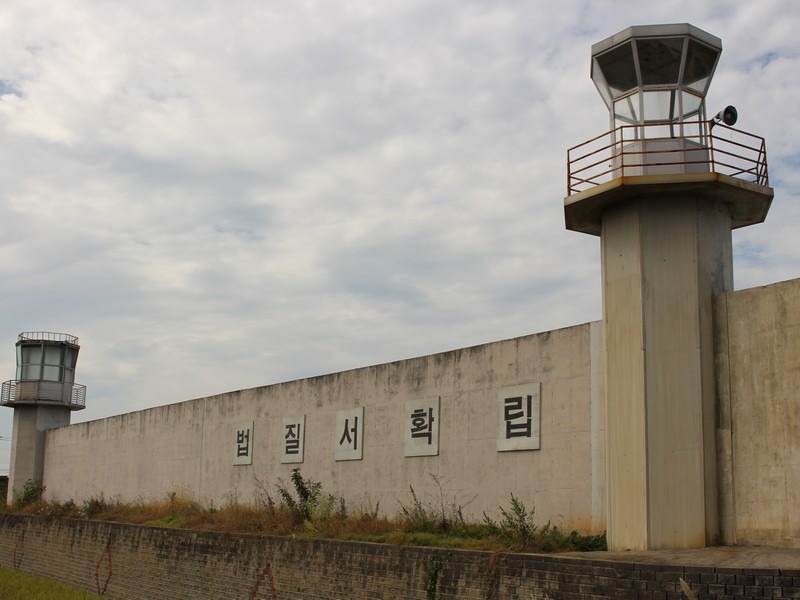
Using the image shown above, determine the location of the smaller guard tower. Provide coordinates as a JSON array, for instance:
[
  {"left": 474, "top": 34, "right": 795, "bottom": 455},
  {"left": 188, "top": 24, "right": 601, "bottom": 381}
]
[
  {"left": 1, "top": 332, "right": 86, "bottom": 502},
  {"left": 564, "top": 24, "right": 773, "bottom": 551}
]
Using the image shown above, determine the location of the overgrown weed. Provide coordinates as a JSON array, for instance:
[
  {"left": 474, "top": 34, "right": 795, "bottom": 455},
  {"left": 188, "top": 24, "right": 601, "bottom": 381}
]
[
  {"left": 12, "top": 479, "right": 46, "bottom": 511},
  {"left": 484, "top": 494, "right": 606, "bottom": 552},
  {"left": 5, "top": 470, "right": 605, "bottom": 553},
  {"left": 398, "top": 474, "right": 474, "bottom": 537}
]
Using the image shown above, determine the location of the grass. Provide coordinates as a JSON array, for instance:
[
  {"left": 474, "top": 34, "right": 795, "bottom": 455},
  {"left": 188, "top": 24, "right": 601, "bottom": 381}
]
[
  {"left": 5, "top": 471, "right": 606, "bottom": 554},
  {"left": 0, "top": 566, "right": 104, "bottom": 599}
]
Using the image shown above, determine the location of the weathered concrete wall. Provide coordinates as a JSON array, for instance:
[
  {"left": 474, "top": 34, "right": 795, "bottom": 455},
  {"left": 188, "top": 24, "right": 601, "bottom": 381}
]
[
  {"left": 715, "top": 278, "right": 800, "bottom": 546},
  {"left": 3, "top": 515, "right": 796, "bottom": 600},
  {"left": 41, "top": 323, "right": 605, "bottom": 530}
]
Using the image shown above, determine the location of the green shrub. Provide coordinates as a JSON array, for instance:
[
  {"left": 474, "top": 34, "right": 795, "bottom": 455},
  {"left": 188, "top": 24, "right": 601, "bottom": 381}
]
[
  {"left": 276, "top": 468, "right": 341, "bottom": 526},
  {"left": 81, "top": 494, "right": 109, "bottom": 519},
  {"left": 483, "top": 493, "right": 536, "bottom": 545},
  {"left": 484, "top": 495, "right": 607, "bottom": 552},
  {"left": 12, "top": 479, "right": 45, "bottom": 510}
]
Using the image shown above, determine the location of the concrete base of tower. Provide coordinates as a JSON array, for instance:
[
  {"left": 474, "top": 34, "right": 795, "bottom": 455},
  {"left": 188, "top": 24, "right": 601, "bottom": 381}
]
[{"left": 7, "top": 405, "right": 71, "bottom": 504}]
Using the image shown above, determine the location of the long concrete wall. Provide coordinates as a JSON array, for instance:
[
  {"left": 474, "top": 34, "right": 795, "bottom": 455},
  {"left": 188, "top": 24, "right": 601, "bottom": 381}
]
[
  {"left": 715, "top": 278, "right": 800, "bottom": 546},
  {"left": 41, "top": 322, "right": 606, "bottom": 531}
]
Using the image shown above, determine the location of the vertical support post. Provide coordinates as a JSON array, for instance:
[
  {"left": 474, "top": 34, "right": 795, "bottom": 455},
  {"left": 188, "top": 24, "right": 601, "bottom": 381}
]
[{"left": 602, "top": 194, "right": 730, "bottom": 550}]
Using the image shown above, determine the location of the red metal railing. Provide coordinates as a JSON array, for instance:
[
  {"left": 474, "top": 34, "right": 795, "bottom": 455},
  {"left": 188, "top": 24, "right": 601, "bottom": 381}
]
[{"left": 567, "top": 123, "right": 769, "bottom": 195}]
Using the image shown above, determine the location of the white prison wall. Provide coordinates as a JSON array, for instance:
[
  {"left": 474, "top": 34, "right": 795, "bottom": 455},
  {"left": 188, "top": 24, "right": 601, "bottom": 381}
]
[{"left": 42, "top": 321, "right": 606, "bottom": 532}]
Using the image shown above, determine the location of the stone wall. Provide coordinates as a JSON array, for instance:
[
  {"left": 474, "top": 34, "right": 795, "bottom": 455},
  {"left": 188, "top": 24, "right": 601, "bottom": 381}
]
[
  {"left": 41, "top": 322, "right": 605, "bottom": 531},
  {"left": 2, "top": 515, "right": 798, "bottom": 600}
]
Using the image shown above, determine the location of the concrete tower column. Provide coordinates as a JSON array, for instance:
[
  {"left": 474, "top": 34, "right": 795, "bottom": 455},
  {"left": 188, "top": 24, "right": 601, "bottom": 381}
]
[
  {"left": 9, "top": 405, "right": 73, "bottom": 494},
  {"left": 601, "top": 188, "right": 732, "bottom": 549}
]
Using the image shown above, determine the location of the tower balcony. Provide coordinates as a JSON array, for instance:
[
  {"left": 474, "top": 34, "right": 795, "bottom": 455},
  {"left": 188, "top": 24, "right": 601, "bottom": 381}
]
[
  {"left": 568, "top": 122, "right": 769, "bottom": 194},
  {"left": 1, "top": 380, "right": 87, "bottom": 410},
  {"left": 565, "top": 123, "right": 772, "bottom": 235}
]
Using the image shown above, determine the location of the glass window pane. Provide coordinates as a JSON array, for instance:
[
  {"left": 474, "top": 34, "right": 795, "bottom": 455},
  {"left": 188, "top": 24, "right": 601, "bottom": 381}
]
[
  {"left": 22, "top": 365, "right": 41, "bottom": 380},
  {"left": 43, "top": 365, "right": 61, "bottom": 381},
  {"left": 592, "top": 60, "right": 613, "bottom": 109},
  {"left": 65, "top": 347, "right": 78, "bottom": 369},
  {"left": 637, "top": 38, "right": 684, "bottom": 85},
  {"left": 596, "top": 42, "right": 638, "bottom": 97},
  {"left": 21, "top": 345, "right": 42, "bottom": 366},
  {"left": 614, "top": 93, "right": 639, "bottom": 123},
  {"left": 44, "top": 345, "right": 62, "bottom": 366},
  {"left": 681, "top": 121, "right": 706, "bottom": 145},
  {"left": 681, "top": 91, "right": 703, "bottom": 118},
  {"left": 684, "top": 39, "right": 718, "bottom": 91},
  {"left": 686, "top": 75, "right": 711, "bottom": 94},
  {"left": 642, "top": 90, "right": 676, "bottom": 122},
  {"left": 63, "top": 368, "right": 75, "bottom": 384},
  {"left": 645, "top": 124, "right": 674, "bottom": 140}
]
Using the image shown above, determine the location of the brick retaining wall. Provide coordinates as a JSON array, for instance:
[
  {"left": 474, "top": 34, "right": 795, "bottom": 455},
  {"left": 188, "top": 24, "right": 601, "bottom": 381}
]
[{"left": 1, "top": 515, "right": 798, "bottom": 599}]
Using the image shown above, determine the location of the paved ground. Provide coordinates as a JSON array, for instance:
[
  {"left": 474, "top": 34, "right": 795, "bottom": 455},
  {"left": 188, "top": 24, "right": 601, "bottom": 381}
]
[{"left": 563, "top": 546, "right": 800, "bottom": 570}]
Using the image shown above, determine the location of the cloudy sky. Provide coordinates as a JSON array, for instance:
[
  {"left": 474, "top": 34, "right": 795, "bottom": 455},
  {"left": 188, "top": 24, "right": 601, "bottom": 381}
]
[{"left": 1, "top": 0, "right": 799, "bottom": 474}]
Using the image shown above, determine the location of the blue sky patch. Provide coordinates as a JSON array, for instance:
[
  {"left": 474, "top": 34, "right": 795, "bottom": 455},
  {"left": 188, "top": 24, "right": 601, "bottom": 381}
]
[{"left": 0, "top": 80, "right": 21, "bottom": 96}]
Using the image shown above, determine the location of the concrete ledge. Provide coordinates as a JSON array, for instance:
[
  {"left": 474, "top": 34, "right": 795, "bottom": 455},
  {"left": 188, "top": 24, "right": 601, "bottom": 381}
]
[{"left": 564, "top": 173, "right": 774, "bottom": 235}]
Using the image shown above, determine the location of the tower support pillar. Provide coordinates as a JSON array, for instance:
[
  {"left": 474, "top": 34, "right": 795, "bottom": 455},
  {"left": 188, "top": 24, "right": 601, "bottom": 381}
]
[
  {"left": 602, "top": 193, "right": 731, "bottom": 550},
  {"left": 8, "top": 405, "right": 71, "bottom": 499}
]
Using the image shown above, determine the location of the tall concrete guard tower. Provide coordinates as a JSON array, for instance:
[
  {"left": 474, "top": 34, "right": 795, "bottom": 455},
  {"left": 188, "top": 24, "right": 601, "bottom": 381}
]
[
  {"left": 1, "top": 332, "right": 86, "bottom": 501},
  {"left": 565, "top": 24, "right": 773, "bottom": 551}
]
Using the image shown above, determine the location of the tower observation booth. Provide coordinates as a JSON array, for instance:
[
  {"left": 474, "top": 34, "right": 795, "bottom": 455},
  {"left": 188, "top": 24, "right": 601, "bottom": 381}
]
[
  {"left": 567, "top": 23, "right": 769, "bottom": 211},
  {"left": 1, "top": 332, "right": 86, "bottom": 502},
  {"left": 2, "top": 332, "right": 86, "bottom": 409},
  {"left": 594, "top": 23, "right": 720, "bottom": 177}
]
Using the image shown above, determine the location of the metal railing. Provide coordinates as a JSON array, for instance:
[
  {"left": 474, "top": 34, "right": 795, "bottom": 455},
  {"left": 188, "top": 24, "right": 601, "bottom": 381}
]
[
  {"left": 0, "top": 381, "right": 12, "bottom": 405},
  {"left": 567, "top": 123, "right": 769, "bottom": 195},
  {"left": 71, "top": 383, "right": 87, "bottom": 408},
  {"left": 1, "top": 380, "right": 86, "bottom": 410},
  {"left": 18, "top": 332, "right": 79, "bottom": 345}
]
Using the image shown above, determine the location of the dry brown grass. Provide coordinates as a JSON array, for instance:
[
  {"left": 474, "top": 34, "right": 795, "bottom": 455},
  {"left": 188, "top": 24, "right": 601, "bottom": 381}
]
[
  {"left": 4, "top": 472, "right": 605, "bottom": 553},
  {"left": 10, "top": 492, "right": 405, "bottom": 540}
]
